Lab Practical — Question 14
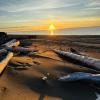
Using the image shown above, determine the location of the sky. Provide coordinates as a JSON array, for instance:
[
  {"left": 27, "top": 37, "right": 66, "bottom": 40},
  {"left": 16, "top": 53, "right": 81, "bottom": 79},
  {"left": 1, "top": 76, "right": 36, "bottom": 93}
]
[{"left": 0, "top": 0, "right": 100, "bottom": 32}]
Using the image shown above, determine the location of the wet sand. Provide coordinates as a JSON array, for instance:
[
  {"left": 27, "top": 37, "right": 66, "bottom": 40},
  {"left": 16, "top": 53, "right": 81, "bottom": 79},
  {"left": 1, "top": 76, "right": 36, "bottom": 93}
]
[{"left": 0, "top": 35, "right": 100, "bottom": 100}]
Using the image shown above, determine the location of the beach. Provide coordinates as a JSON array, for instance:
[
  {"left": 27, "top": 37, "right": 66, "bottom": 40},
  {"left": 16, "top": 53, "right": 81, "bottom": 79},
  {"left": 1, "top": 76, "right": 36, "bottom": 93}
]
[{"left": 0, "top": 35, "right": 100, "bottom": 100}]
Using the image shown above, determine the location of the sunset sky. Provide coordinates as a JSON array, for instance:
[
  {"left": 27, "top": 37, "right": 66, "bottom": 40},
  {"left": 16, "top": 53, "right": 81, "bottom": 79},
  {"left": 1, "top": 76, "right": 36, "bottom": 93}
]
[{"left": 0, "top": 0, "right": 100, "bottom": 32}]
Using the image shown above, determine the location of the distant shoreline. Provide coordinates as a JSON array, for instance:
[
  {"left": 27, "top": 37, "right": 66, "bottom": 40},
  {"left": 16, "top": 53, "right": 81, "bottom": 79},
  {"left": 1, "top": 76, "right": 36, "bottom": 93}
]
[{"left": 7, "top": 34, "right": 100, "bottom": 40}]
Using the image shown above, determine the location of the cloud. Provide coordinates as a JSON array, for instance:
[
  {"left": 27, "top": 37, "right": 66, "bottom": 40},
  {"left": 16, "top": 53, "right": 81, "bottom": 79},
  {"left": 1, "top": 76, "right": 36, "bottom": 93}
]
[
  {"left": 85, "top": 7, "right": 100, "bottom": 10},
  {"left": 0, "top": 0, "right": 99, "bottom": 13},
  {"left": 0, "top": 0, "right": 84, "bottom": 21},
  {"left": 85, "top": 0, "right": 100, "bottom": 10},
  {"left": 88, "top": 0, "right": 100, "bottom": 6},
  {"left": 0, "top": 0, "right": 82, "bottom": 12}
]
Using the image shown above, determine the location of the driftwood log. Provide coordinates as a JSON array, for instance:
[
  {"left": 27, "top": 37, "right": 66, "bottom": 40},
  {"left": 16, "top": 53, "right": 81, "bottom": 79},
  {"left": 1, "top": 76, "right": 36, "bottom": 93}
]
[
  {"left": 0, "top": 39, "right": 20, "bottom": 54},
  {"left": 2, "top": 39, "right": 20, "bottom": 47},
  {"left": 58, "top": 72, "right": 100, "bottom": 83},
  {"left": 0, "top": 52, "right": 13, "bottom": 74},
  {"left": 0, "top": 39, "right": 36, "bottom": 54},
  {"left": 0, "top": 39, "right": 20, "bottom": 74},
  {"left": 54, "top": 49, "right": 100, "bottom": 70},
  {"left": 5, "top": 46, "right": 37, "bottom": 53}
]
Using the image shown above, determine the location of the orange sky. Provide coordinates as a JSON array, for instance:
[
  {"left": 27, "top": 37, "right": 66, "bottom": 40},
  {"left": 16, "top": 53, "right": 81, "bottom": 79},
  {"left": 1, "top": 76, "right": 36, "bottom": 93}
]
[
  {"left": 1, "top": 17, "right": 99, "bottom": 32},
  {"left": 0, "top": 0, "right": 100, "bottom": 33}
]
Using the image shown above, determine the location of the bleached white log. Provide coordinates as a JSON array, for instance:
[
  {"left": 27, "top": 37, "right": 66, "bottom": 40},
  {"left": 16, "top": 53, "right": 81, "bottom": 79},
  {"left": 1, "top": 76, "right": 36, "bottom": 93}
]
[
  {"left": 0, "top": 39, "right": 20, "bottom": 54},
  {"left": 54, "top": 49, "right": 100, "bottom": 70},
  {"left": 58, "top": 72, "right": 100, "bottom": 82},
  {"left": 2, "top": 39, "right": 20, "bottom": 47}
]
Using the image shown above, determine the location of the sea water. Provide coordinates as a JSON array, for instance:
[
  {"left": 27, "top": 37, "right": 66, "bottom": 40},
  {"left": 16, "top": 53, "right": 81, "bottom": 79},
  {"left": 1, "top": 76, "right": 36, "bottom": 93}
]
[{"left": 8, "top": 26, "right": 100, "bottom": 35}]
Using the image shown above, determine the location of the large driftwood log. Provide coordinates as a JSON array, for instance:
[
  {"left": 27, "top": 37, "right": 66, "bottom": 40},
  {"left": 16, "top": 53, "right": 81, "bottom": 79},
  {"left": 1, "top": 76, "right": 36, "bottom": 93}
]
[
  {"left": 0, "top": 52, "right": 13, "bottom": 74},
  {"left": 58, "top": 72, "right": 100, "bottom": 83},
  {"left": 5, "top": 46, "right": 37, "bottom": 53},
  {"left": 0, "top": 39, "right": 20, "bottom": 54},
  {"left": 2, "top": 39, "right": 20, "bottom": 47},
  {"left": 54, "top": 49, "right": 100, "bottom": 70}
]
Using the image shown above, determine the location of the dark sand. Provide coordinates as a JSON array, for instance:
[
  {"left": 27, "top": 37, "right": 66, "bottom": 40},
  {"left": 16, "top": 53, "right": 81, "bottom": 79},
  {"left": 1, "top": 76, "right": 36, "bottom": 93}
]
[{"left": 0, "top": 35, "right": 100, "bottom": 100}]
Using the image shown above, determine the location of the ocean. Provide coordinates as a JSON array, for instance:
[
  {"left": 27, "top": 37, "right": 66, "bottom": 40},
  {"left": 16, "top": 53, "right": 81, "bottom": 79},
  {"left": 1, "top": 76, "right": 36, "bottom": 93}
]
[{"left": 8, "top": 26, "right": 100, "bottom": 35}]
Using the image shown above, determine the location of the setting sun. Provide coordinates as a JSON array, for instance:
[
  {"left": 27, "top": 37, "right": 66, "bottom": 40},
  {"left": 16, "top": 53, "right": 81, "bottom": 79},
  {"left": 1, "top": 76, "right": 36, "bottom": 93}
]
[
  {"left": 49, "top": 24, "right": 55, "bottom": 30},
  {"left": 49, "top": 24, "right": 56, "bottom": 35}
]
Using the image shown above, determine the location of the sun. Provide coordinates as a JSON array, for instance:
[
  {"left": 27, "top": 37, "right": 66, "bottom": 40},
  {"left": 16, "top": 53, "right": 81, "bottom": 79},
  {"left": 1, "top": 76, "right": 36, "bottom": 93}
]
[
  {"left": 49, "top": 24, "right": 56, "bottom": 35},
  {"left": 49, "top": 24, "right": 55, "bottom": 30}
]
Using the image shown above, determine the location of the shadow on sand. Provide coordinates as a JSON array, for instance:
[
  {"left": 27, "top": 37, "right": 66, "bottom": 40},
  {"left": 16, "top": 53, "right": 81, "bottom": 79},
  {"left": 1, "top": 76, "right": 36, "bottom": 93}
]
[{"left": 6, "top": 68, "right": 98, "bottom": 100}]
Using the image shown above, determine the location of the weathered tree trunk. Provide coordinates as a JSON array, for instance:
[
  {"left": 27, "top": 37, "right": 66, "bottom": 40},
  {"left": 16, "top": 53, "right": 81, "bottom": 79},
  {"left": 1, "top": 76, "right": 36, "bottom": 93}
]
[
  {"left": 54, "top": 49, "right": 100, "bottom": 70},
  {"left": 0, "top": 52, "right": 13, "bottom": 74},
  {"left": 58, "top": 72, "right": 100, "bottom": 82},
  {"left": 0, "top": 39, "right": 20, "bottom": 54},
  {"left": 5, "top": 46, "right": 37, "bottom": 53},
  {"left": 2, "top": 39, "right": 20, "bottom": 47}
]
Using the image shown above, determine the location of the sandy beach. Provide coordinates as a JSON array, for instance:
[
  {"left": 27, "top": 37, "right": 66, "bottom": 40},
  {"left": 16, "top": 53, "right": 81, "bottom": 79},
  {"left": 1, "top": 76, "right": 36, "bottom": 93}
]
[{"left": 0, "top": 35, "right": 100, "bottom": 100}]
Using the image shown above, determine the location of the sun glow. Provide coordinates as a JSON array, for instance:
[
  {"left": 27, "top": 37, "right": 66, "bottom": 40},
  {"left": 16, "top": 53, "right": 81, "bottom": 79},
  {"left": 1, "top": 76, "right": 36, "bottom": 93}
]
[{"left": 49, "top": 24, "right": 56, "bottom": 35}]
